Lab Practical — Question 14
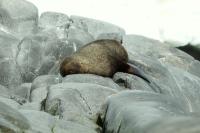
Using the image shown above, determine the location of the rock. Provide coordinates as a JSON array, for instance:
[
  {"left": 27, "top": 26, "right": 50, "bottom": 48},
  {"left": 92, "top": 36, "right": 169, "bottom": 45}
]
[
  {"left": 39, "top": 11, "right": 70, "bottom": 39},
  {"left": 62, "top": 74, "right": 121, "bottom": 91},
  {"left": 67, "top": 26, "right": 94, "bottom": 48},
  {"left": 45, "top": 82, "right": 117, "bottom": 130},
  {"left": 0, "top": 84, "right": 9, "bottom": 97},
  {"left": 178, "top": 44, "right": 200, "bottom": 61},
  {"left": 30, "top": 86, "right": 48, "bottom": 103},
  {"left": 102, "top": 90, "right": 187, "bottom": 133},
  {"left": 53, "top": 119, "right": 99, "bottom": 133},
  {"left": 0, "top": 101, "right": 30, "bottom": 132},
  {"left": 13, "top": 83, "right": 32, "bottom": 100},
  {"left": 0, "top": 96, "right": 20, "bottom": 109},
  {"left": 0, "top": 30, "right": 19, "bottom": 58},
  {"left": 0, "top": 58, "right": 22, "bottom": 89},
  {"left": 31, "top": 75, "right": 60, "bottom": 91},
  {"left": 20, "top": 110, "right": 55, "bottom": 133},
  {"left": 113, "top": 72, "right": 154, "bottom": 91},
  {"left": 96, "top": 33, "right": 122, "bottom": 43},
  {"left": 16, "top": 33, "right": 73, "bottom": 82},
  {"left": 146, "top": 116, "right": 200, "bottom": 133},
  {"left": 0, "top": 0, "right": 38, "bottom": 38},
  {"left": 70, "top": 15, "right": 125, "bottom": 39},
  {"left": 20, "top": 102, "right": 42, "bottom": 111},
  {"left": 123, "top": 35, "right": 200, "bottom": 79}
]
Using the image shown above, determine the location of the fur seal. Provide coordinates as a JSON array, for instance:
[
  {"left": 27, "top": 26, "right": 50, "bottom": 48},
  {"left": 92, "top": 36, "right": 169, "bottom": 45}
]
[{"left": 60, "top": 39, "right": 149, "bottom": 82}]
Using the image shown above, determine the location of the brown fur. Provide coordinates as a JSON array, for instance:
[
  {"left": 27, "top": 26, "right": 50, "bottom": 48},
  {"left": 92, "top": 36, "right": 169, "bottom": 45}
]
[{"left": 60, "top": 39, "right": 148, "bottom": 81}]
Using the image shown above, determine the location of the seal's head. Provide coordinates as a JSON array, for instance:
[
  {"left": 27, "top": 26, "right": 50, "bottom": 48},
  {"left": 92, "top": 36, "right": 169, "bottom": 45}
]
[{"left": 59, "top": 57, "right": 81, "bottom": 77}]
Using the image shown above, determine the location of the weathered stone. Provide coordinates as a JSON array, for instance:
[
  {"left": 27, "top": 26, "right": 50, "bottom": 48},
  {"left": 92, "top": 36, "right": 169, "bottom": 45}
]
[
  {"left": 20, "top": 110, "right": 55, "bottom": 133},
  {"left": 70, "top": 16, "right": 125, "bottom": 39},
  {"left": 31, "top": 75, "right": 60, "bottom": 91},
  {"left": 39, "top": 11, "right": 70, "bottom": 39},
  {"left": 62, "top": 74, "right": 121, "bottom": 91},
  {"left": 102, "top": 90, "right": 187, "bottom": 133},
  {"left": 45, "top": 82, "right": 117, "bottom": 130},
  {"left": 0, "top": 0, "right": 38, "bottom": 38},
  {"left": 0, "top": 101, "right": 30, "bottom": 132},
  {"left": 16, "top": 33, "right": 72, "bottom": 82},
  {"left": 13, "top": 83, "right": 32, "bottom": 100}
]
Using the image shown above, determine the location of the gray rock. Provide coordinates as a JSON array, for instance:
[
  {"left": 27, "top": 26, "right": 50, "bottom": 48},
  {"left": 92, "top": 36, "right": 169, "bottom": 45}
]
[
  {"left": 0, "top": 101, "right": 30, "bottom": 132},
  {"left": 16, "top": 33, "right": 73, "bottom": 82},
  {"left": 67, "top": 26, "right": 94, "bottom": 48},
  {"left": 39, "top": 11, "right": 70, "bottom": 39},
  {"left": 45, "top": 82, "right": 117, "bottom": 130},
  {"left": 0, "top": 0, "right": 38, "bottom": 38},
  {"left": 20, "top": 110, "right": 55, "bottom": 133},
  {"left": 123, "top": 35, "right": 200, "bottom": 79},
  {"left": 20, "top": 102, "right": 42, "bottom": 111},
  {"left": 0, "top": 96, "right": 20, "bottom": 109},
  {"left": 96, "top": 33, "right": 122, "bottom": 43},
  {"left": 30, "top": 86, "right": 48, "bottom": 103},
  {"left": 53, "top": 119, "right": 99, "bottom": 133},
  {"left": 31, "top": 75, "right": 60, "bottom": 91},
  {"left": 102, "top": 90, "right": 187, "bottom": 133},
  {"left": 145, "top": 116, "right": 200, "bottom": 133},
  {"left": 113, "top": 72, "right": 153, "bottom": 91},
  {"left": 0, "top": 58, "right": 22, "bottom": 89},
  {"left": 13, "top": 83, "right": 32, "bottom": 100},
  {"left": 70, "top": 15, "right": 125, "bottom": 39},
  {"left": 0, "top": 84, "right": 9, "bottom": 97},
  {"left": 62, "top": 74, "right": 121, "bottom": 91},
  {"left": 0, "top": 30, "right": 19, "bottom": 58}
]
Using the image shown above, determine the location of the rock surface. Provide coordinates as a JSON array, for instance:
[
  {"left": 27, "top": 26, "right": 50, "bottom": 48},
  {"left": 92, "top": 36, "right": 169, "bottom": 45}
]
[{"left": 0, "top": 0, "right": 200, "bottom": 133}]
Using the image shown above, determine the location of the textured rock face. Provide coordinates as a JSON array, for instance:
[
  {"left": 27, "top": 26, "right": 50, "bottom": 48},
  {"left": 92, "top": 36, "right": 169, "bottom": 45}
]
[
  {"left": 0, "top": 0, "right": 38, "bottom": 37},
  {"left": 0, "top": 0, "right": 200, "bottom": 133}
]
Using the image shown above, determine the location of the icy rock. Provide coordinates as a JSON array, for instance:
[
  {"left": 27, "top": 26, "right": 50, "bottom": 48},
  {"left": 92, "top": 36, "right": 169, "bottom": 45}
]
[
  {"left": 53, "top": 119, "right": 99, "bottom": 133},
  {"left": 0, "top": 59, "right": 22, "bottom": 89},
  {"left": 113, "top": 72, "right": 154, "bottom": 91},
  {"left": 0, "top": 96, "right": 20, "bottom": 109},
  {"left": 31, "top": 75, "right": 60, "bottom": 91},
  {"left": 102, "top": 90, "right": 187, "bottom": 133},
  {"left": 0, "top": 101, "right": 30, "bottom": 132},
  {"left": 67, "top": 26, "right": 94, "bottom": 48},
  {"left": 123, "top": 35, "right": 200, "bottom": 79},
  {"left": 146, "top": 116, "right": 200, "bottom": 133},
  {"left": 13, "top": 83, "right": 32, "bottom": 100},
  {"left": 62, "top": 74, "right": 121, "bottom": 91},
  {"left": 20, "top": 110, "right": 55, "bottom": 133},
  {"left": 0, "top": 30, "right": 19, "bottom": 58},
  {"left": 0, "top": 0, "right": 38, "bottom": 38},
  {"left": 0, "top": 84, "right": 9, "bottom": 97},
  {"left": 96, "top": 33, "right": 122, "bottom": 43},
  {"left": 16, "top": 33, "right": 71, "bottom": 82},
  {"left": 30, "top": 87, "right": 48, "bottom": 103},
  {"left": 70, "top": 15, "right": 126, "bottom": 39},
  {"left": 20, "top": 102, "right": 42, "bottom": 111},
  {"left": 39, "top": 12, "right": 70, "bottom": 39},
  {"left": 45, "top": 82, "right": 117, "bottom": 129}
]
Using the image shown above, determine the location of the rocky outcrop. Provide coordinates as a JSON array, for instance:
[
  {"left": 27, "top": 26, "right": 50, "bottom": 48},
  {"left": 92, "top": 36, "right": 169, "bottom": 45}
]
[{"left": 0, "top": 0, "right": 200, "bottom": 132}]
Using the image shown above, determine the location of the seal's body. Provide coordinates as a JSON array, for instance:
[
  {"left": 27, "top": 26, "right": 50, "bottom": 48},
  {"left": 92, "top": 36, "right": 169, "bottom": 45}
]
[{"left": 60, "top": 39, "right": 149, "bottom": 82}]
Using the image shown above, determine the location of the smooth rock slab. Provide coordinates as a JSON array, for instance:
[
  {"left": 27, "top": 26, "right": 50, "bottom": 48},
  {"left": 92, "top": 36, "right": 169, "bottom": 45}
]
[
  {"left": 145, "top": 116, "right": 200, "bottom": 133},
  {"left": 62, "top": 74, "right": 121, "bottom": 91},
  {"left": 102, "top": 90, "right": 187, "bottom": 133},
  {"left": 16, "top": 33, "right": 73, "bottom": 82},
  {"left": 39, "top": 11, "right": 70, "bottom": 39},
  {"left": 45, "top": 82, "right": 117, "bottom": 130},
  {"left": 70, "top": 15, "right": 125, "bottom": 39},
  {"left": 0, "top": 101, "right": 30, "bottom": 132},
  {"left": 0, "top": 0, "right": 38, "bottom": 38}
]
